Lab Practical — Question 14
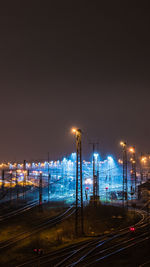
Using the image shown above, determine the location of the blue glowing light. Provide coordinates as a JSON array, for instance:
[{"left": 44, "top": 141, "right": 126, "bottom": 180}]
[
  {"left": 71, "top": 153, "right": 76, "bottom": 161},
  {"left": 7, "top": 152, "right": 136, "bottom": 203},
  {"left": 107, "top": 156, "right": 113, "bottom": 162},
  {"left": 94, "top": 153, "right": 99, "bottom": 158}
]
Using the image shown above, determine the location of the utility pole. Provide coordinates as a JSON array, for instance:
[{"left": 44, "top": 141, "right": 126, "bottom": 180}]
[
  {"left": 23, "top": 171, "right": 27, "bottom": 200},
  {"left": 23, "top": 160, "right": 26, "bottom": 170},
  {"left": 129, "top": 147, "right": 136, "bottom": 200},
  {"left": 90, "top": 142, "right": 99, "bottom": 207},
  {"left": 39, "top": 171, "right": 43, "bottom": 206},
  {"left": 16, "top": 168, "right": 19, "bottom": 200},
  {"left": 23, "top": 160, "right": 26, "bottom": 199},
  {"left": 1, "top": 169, "right": 4, "bottom": 194},
  {"left": 140, "top": 153, "right": 144, "bottom": 185},
  {"left": 9, "top": 170, "right": 12, "bottom": 202},
  {"left": 120, "top": 142, "right": 128, "bottom": 208},
  {"left": 97, "top": 157, "right": 99, "bottom": 202},
  {"left": 72, "top": 128, "right": 84, "bottom": 236},
  {"left": 76, "top": 138, "right": 79, "bottom": 236},
  {"left": 80, "top": 134, "right": 84, "bottom": 235},
  {"left": 48, "top": 152, "right": 50, "bottom": 202}
]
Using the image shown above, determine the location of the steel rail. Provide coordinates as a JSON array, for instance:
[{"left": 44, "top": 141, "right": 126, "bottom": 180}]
[
  {"left": 0, "top": 206, "right": 75, "bottom": 250},
  {"left": 16, "top": 209, "right": 147, "bottom": 267}
]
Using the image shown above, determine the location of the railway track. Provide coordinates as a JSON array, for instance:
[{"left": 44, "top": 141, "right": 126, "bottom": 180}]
[
  {"left": 0, "top": 206, "right": 75, "bottom": 251},
  {"left": 16, "top": 209, "right": 148, "bottom": 267},
  {"left": 0, "top": 200, "right": 38, "bottom": 221},
  {"left": 85, "top": 231, "right": 150, "bottom": 266}
]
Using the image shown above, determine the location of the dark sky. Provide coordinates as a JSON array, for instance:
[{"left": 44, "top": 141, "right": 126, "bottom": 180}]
[{"left": 0, "top": 1, "right": 150, "bottom": 161}]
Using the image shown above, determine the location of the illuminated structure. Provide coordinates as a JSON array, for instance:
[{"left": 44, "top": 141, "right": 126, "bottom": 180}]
[
  {"left": 0, "top": 153, "right": 141, "bottom": 204},
  {"left": 90, "top": 152, "right": 100, "bottom": 206}
]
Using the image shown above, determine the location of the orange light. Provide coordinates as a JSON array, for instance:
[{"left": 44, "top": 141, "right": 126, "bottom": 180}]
[
  {"left": 129, "top": 147, "right": 135, "bottom": 153},
  {"left": 141, "top": 157, "right": 147, "bottom": 163},
  {"left": 120, "top": 141, "right": 126, "bottom": 147},
  {"left": 72, "top": 128, "right": 77, "bottom": 134}
]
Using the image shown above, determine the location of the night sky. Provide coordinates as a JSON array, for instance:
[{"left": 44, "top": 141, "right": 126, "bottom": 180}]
[{"left": 0, "top": 1, "right": 150, "bottom": 161}]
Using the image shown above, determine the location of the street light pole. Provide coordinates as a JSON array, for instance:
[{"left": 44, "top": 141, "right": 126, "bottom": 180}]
[
  {"left": 2, "top": 169, "right": 4, "bottom": 194},
  {"left": 89, "top": 142, "right": 99, "bottom": 206},
  {"left": 91, "top": 143, "right": 96, "bottom": 206},
  {"left": 140, "top": 153, "right": 145, "bottom": 184},
  {"left": 72, "top": 128, "right": 84, "bottom": 236},
  {"left": 76, "top": 135, "right": 79, "bottom": 236},
  {"left": 16, "top": 168, "right": 19, "bottom": 201},
  {"left": 80, "top": 134, "right": 84, "bottom": 235},
  {"left": 129, "top": 146, "right": 136, "bottom": 200},
  {"left": 23, "top": 161, "right": 26, "bottom": 200},
  {"left": 9, "top": 170, "right": 12, "bottom": 202},
  {"left": 105, "top": 187, "right": 108, "bottom": 203},
  {"left": 39, "top": 171, "right": 43, "bottom": 206},
  {"left": 120, "top": 141, "right": 128, "bottom": 208},
  {"left": 48, "top": 152, "right": 50, "bottom": 202}
]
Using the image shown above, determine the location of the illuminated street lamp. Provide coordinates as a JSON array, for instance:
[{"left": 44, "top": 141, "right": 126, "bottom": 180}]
[
  {"left": 72, "top": 128, "right": 77, "bottom": 134},
  {"left": 129, "top": 147, "right": 135, "bottom": 154},
  {"left": 72, "top": 127, "right": 84, "bottom": 236},
  {"left": 118, "top": 159, "right": 123, "bottom": 164},
  {"left": 120, "top": 141, "right": 126, "bottom": 147},
  {"left": 141, "top": 156, "right": 147, "bottom": 164}
]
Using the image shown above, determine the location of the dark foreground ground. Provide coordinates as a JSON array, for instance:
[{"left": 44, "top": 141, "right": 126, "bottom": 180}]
[
  {"left": 0, "top": 203, "right": 144, "bottom": 266},
  {"left": 95, "top": 238, "right": 150, "bottom": 267}
]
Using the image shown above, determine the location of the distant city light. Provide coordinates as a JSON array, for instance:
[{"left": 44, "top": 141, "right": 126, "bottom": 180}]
[{"left": 0, "top": 152, "right": 137, "bottom": 202}]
